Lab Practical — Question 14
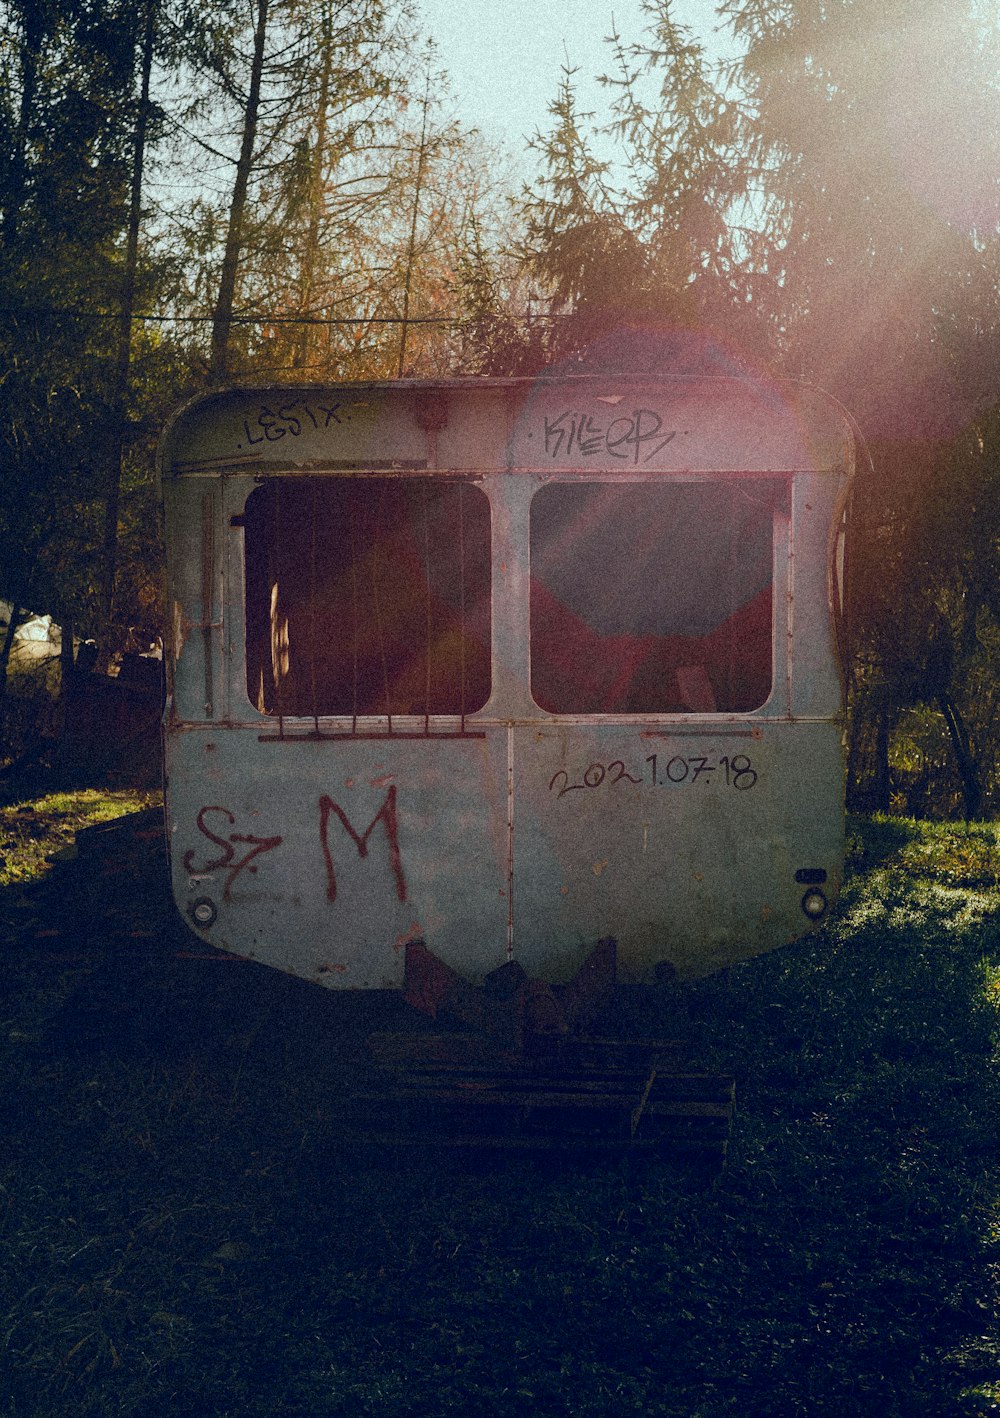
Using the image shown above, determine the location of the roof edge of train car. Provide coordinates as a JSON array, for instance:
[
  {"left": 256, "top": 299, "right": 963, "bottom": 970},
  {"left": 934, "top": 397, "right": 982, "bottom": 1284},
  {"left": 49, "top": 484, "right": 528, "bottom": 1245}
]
[{"left": 157, "top": 373, "right": 855, "bottom": 484}]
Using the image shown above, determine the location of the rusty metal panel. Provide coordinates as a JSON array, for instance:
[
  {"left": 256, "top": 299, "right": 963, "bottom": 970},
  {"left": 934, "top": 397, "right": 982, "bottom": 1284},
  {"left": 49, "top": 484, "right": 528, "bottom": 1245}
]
[
  {"left": 162, "top": 480, "right": 223, "bottom": 723},
  {"left": 167, "top": 727, "right": 509, "bottom": 988},
  {"left": 511, "top": 721, "right": 844, "bottom": 982},
  {"left": 789, "top": 470, "right": 846, "bottom": 718}
]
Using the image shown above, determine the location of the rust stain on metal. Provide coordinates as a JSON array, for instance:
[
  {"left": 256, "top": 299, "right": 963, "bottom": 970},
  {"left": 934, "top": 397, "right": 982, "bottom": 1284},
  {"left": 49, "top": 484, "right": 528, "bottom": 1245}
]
[
  {"left": 394, "top": 922, "right": 425, "bottom": 953},
  {"left": 172, "top": 599, "right": 193, "bottom": 659},
  {"left": 401, "top": 937, "right": 619, "bottom": 1050}
]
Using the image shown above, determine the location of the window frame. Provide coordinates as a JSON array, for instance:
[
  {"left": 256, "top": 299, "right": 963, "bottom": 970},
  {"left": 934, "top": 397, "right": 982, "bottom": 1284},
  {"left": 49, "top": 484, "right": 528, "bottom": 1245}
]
[
  {"left": 524, "top": 470, "right": 790, "bottom": 721},
  {"left": 238, "top": 471, "right": 494, "bottom": 730}
]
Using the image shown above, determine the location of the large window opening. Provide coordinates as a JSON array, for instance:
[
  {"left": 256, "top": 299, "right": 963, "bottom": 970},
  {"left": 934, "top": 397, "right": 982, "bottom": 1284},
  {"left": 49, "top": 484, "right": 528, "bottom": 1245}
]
[
  {"left": 530, "top": 480, "right": 780, "bottom": 714},
  {"left": 244, "top": 478, "right": 491, "bottom": 719}
]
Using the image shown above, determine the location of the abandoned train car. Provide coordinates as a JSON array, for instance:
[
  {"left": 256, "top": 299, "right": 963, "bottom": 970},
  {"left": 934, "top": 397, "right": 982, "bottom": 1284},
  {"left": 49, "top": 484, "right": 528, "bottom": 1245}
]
[{"left": 158, "top": 375, "right": 853, "bottom": 991}]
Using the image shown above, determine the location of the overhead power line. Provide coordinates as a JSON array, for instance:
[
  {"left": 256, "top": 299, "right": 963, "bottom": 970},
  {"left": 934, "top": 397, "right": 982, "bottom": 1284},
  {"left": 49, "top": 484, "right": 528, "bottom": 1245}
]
[{"left": 0, "top": 308, "right": 561, "bottom": 326}]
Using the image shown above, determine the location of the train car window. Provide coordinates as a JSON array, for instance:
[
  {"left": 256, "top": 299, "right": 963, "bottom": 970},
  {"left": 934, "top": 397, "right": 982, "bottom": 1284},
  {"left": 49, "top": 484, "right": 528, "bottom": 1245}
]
[
  {"left": 244, "top": 478, "right": 491, "bottom": 718},
  {"left": 530, "top": 480, "right": 780, "bottom": 714}
]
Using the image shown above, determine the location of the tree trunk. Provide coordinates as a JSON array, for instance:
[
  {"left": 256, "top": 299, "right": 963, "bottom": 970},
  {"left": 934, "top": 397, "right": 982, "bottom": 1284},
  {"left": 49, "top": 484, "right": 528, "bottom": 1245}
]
[
  {"left": 293, "top": 3, "right": 333, "bottom": 372},
  {"left": 396, "top": 72, "right": 431, "bottom": 378},
  {"left": 101, "top": 0, "right": 156, "bottom": 628},
  {"left": 3, "top": 1, "right": 47, "bottom": 241},
  {"left": 873, "top": 687, "right": 891, "bottom": 813},
  {"left": 846, "top": 679, "right": 891, "bottom": 814},
  {"left": 0, "top": 604, "right": 25, "bottom": 758},
  {"left": 938, "top": 692, "right": 982, "bottom": 821},
  {"left": 57, "top": 614, "right": 76, "bottom": 743},
  {"left": 210, "top": 0, "right": 269, "bottom": 384}
]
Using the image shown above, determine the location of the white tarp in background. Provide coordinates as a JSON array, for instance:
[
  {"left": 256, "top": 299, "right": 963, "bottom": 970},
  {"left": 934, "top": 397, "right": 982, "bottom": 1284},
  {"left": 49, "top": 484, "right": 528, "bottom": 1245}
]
[{"left": 0, "top": 601, "right": 63, "bottom": 682}]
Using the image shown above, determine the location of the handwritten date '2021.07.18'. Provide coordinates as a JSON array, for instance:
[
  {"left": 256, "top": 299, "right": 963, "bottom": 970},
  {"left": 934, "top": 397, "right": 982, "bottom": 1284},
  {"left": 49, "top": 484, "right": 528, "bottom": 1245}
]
[{"left": 548, "top": 754, "right": 758, "bottom": 799}]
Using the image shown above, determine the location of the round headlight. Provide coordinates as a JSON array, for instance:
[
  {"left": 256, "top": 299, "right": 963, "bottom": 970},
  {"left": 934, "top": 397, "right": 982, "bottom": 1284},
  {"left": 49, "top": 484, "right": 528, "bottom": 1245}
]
[
  {"left": 801, "top": 888, "right": 828, "bottom": 920},
  {"left": 190, "top": 896, "right": 218, "bottom": 928}
]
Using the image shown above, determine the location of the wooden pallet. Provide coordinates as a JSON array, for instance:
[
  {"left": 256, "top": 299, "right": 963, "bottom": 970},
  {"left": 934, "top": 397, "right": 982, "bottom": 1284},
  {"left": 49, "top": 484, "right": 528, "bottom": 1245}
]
[{"left": 358, "top": 1031, "right": 734, "bottom": 1162}]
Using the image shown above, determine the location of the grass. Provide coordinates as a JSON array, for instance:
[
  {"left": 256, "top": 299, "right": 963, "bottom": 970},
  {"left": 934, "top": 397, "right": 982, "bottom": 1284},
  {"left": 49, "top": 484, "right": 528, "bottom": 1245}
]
[
  {"left": 0, "top": 787, "right": 161, "bottom": 888},
  {"left": 1, "top": 806, "right": 999, "bottom": 1416}
]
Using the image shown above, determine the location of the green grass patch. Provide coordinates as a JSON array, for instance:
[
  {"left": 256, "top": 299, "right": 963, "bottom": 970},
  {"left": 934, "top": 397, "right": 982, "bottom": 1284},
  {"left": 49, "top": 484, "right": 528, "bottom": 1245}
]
[
  {"left": 0, "top": 787, "right": 161, "bottom": 888},
  {"left": 849, "top": 813, "right": 1000, "bottom": 888},
  {"left": 1, "top": 813, "right": 999, "bottom": 1416}
]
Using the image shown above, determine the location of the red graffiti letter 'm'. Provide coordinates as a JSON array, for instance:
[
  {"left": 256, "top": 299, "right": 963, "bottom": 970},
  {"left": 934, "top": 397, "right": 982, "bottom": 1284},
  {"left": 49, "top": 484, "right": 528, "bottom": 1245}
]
[{"left": 319, "top": 786, "right": 407, "bottom": 904}]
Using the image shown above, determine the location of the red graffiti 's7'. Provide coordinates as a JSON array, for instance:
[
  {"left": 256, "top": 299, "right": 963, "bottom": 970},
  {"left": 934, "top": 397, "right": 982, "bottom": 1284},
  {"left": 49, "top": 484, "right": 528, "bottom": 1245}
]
[{"left": 183, "top": 806, "right": 284, "bottom": 901}]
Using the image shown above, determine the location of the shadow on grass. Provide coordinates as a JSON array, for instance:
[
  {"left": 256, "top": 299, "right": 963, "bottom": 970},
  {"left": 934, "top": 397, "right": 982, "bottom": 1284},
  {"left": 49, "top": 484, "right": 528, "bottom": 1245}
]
[
  {"left": 845, "top": 811, "right": 925, "bottom": 875},
  {"left": 1, "top": 814, "right": 998, "bottom": 1417}
]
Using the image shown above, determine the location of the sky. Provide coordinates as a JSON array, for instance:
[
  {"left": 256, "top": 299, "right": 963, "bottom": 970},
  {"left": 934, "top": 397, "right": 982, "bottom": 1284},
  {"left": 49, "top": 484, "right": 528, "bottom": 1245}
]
[{"left": 415, "top": 0, "right": 736, "bottom": 159}]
